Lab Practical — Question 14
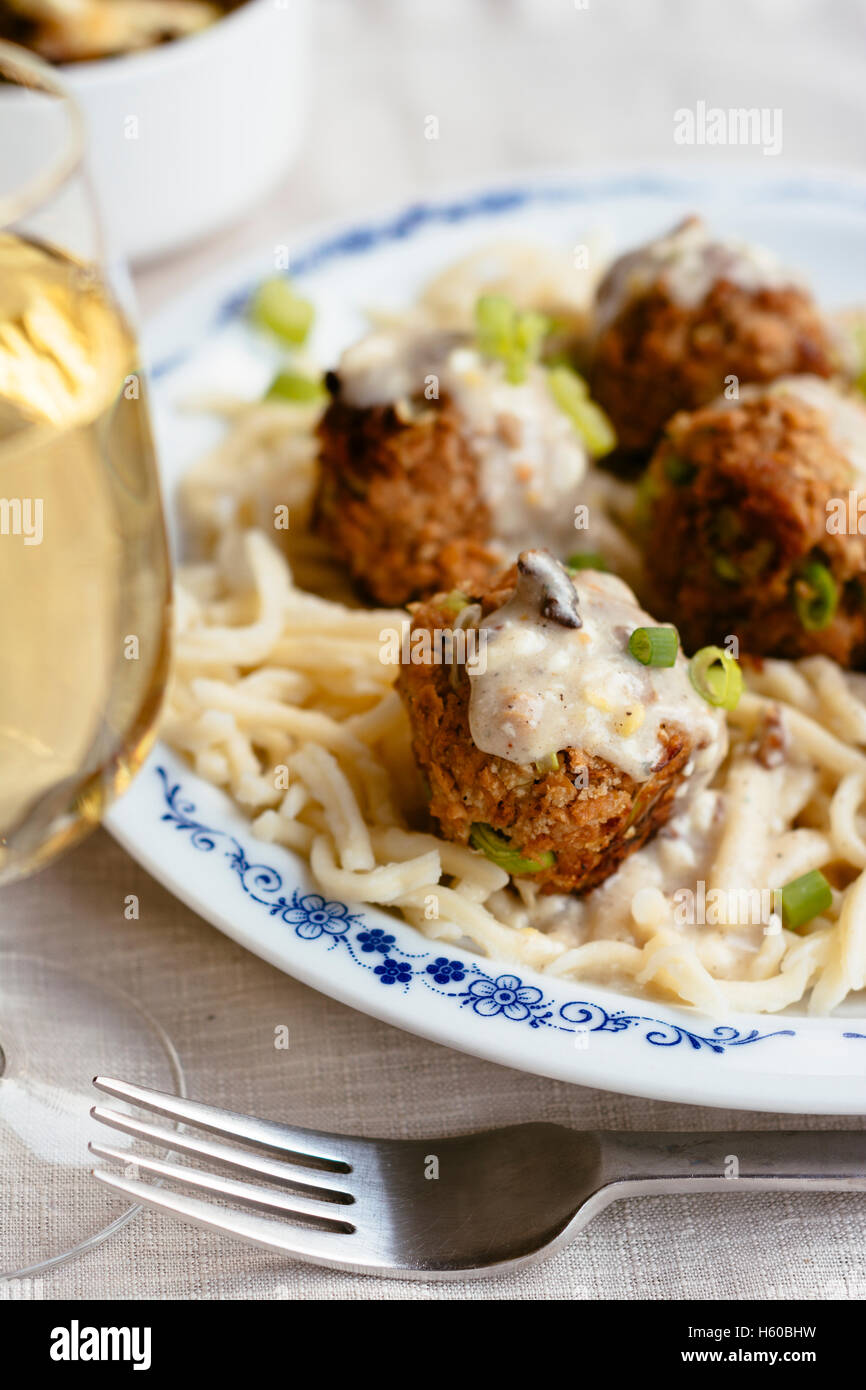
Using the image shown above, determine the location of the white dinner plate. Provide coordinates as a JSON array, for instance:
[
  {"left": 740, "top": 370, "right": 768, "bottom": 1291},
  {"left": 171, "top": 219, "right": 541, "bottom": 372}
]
[{"left": 107, "top": 168, "right": 866, "bottom": 1114}]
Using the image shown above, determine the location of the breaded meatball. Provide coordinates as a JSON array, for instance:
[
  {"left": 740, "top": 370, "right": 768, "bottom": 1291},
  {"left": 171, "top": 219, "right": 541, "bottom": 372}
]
[
  {"left": 643, "top": 378, "right": 866, "bottom": 665},
  {"left": 396, "top": 549, "right": 727, "bottom": 895},
  {"left": 314, "top": 325, "right": 592, "bottom": 606},
  {"left": 315, "top": 391, "right": 500, "bottom": 607},
  {"left": 590, "top": 217, "right": 835, "bottom": 461}
]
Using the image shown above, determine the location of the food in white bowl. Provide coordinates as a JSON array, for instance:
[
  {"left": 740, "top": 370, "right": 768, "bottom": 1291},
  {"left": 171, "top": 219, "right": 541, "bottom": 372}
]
[
  {"left": 1, "top": 0, "right": 313, "bottom": 262},
  {"left": 0, "top": 0, "right": 225, "bottom": 63}
]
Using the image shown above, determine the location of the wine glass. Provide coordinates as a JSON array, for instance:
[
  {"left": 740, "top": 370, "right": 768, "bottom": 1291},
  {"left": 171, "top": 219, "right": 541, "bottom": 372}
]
[{"left": 0, "top": 40, "right": 183, "bottom": 1279}]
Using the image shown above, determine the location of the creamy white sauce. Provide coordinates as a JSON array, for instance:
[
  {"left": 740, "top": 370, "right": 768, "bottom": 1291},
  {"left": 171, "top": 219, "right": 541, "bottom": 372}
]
[
  {"left": 596, "top": 216, "right": 797, "bottom": 330},
  {"left": 502, "top": 781, "right": 776, "bottom": 991},
  {"left": 487, "top": 783, "right": 735, "bottom": 981},
  {"left": 444, "top": 347, "right": 587, "bottom": 554},
  {"left": 751, "top": 375, "right": 866, "bottom": 485},
  {"left": 537, "top": 786, "right": 726, "bottom": 943},
  {"left": 336, "top": 327, "right": 462, "bottom": 409},
  {"left": 467, "top": 554, "right": 727, "bottom": 783},
  {"left": 335, "top": 329, "right": 588, "bottom": 555}
]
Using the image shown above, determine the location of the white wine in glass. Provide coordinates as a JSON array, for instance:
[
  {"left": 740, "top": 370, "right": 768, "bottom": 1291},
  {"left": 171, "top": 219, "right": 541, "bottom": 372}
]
[
  {"left": 0, "top": 233, "right": 170, "bottom": 878},
  {"left": 0, "top": 41, "right": 183, "bottom": 1279}
]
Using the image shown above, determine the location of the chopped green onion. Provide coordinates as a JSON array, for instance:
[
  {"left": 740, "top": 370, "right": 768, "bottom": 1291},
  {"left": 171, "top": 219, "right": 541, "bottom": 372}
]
[
  {"left": 533, "top": 752, "right": 560, "bottom": 775},
  {"left": 566, "top": 551, "right": 608, "bottom": 572},
  {"left": 265, "top": 369, "right": 326, "bottom": 404},
  {"left": 441, "top": 589, "right": 469, "bottom": 614},
  {"left": 469, "top": 823, "right": 555, "bottom": 874},
  {"left": 793, "top": 560, "right": 838, "bottom": 632},
  {"left": 507, "top": 310, "right": 548, "bottom": 383},
  {"left": 475, "top": 294, "right": 514, "bottom": 358},
  {"left": 712, "top": 554, "right": 741, "bottom": 584},
  {"left": 663, "top": 453, "right": 696, "bottom": 485},
  {"left": 250, "top": 277, "right": 314, "bottom": 345},
  {"left": 474, "top": 295, "right": 549, "bottom": 385},
  {"left": 548, "top": 364, "right": 617, "bottom": 457},
  {"left": 780, "top": 869, "right": 833, "bottom": 932},
  {"left": 628, "top": 626, "right": 679, "bottom": 667},
  {"left": 624, "top": 781, "right": 660, "bottom": 830},
  {"left": 745, "top": 538, "right": 775, "bottom": 578},
  {"left": 688, "top": 646, "right": 743, "bottom": 710}
]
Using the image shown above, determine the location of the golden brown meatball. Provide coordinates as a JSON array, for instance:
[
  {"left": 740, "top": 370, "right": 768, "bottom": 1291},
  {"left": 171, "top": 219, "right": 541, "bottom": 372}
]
[
  {"left": 313, "top": 324, "right": 596, "bottom": 606},
  {"left": 589, "top": 218, "right": 835, "bottom": 462},
  {"left": 396, "top": 550, "right": 726, "bottom": 895},
  {"left": 314, "top": 389, "right": 500, "bottom": 606},
  {"left": 643, "top": 380, "right": 866, "bottom": 666}
]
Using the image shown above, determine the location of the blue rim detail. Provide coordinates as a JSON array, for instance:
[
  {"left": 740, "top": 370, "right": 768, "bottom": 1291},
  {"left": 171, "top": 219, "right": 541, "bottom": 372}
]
[
  {"left": 151, "top": 171, "right": 866, "bottom": 381},
  {"left": 156, "top": 766, "right": 799, "bottom": 1054}
]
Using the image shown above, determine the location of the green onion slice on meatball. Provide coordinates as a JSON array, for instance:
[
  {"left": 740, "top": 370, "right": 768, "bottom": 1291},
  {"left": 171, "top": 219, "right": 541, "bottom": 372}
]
[
  {"left": 628, "top": 626, "right": 679, "bottom": 667},
  {"left": 475, "top": 294, "right": 549, "bottom": 384},
  {"left": 663, "top": 453, "right": 697, "bottom": 485},
  {"left": 780, "top": 869, "right": 833, "bottom": 931},
  {"left": 469, "top": 823, "right": 555, "bottom": 874},
  {"left": 793, "top": 561, "right": 839, "bottom": 632},
  {"left": 712, "top": 554, "right": 742, "bottom": 585},
  {"left": 688, "top": 646, "right": 743, "bottom": 710},
  {"left": 548, "top": 364, "right": 617, "bottom": 457}
]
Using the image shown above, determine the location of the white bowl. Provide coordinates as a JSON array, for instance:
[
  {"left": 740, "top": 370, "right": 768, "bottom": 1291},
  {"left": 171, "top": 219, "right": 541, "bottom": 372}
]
[{"left": 63, "top": 0, "right": 312, "bottom": 264}]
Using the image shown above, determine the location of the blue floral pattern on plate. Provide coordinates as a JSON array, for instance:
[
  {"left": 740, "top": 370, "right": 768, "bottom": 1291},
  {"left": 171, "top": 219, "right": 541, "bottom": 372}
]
[{"left": 156, "top": 766, "right": 802, "bottom": 1055}]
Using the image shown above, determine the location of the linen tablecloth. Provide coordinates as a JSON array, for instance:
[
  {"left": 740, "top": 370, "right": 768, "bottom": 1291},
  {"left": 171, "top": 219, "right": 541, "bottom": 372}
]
[{"left": 5, "top": 0, "right": 866, "bottom": 1301}]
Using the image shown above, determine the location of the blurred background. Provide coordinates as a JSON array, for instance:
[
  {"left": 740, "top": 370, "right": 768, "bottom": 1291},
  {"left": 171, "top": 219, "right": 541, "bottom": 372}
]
[{"left": 138, "top": 0, "right": 866, "bottom": 308}]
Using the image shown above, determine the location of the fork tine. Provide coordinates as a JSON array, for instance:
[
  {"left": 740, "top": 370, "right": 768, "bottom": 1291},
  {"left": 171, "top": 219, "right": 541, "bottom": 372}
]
[
  {"left": 90, "top": 1106, "right": 353, "bottom": 1202},
  {"left": 90, "top": 1168, "right": 379, "bottom": 1274},
  {"left": 89, "top": 1143, "right": 355, "bottom": 1230},
  {"left": 92, "top": 1077, "right": 352, "bottom": 1169}
]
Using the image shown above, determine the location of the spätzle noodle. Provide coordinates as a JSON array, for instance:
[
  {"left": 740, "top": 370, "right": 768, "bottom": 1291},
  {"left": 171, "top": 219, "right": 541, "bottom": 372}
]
[{"left": 165, "top": 508, "right": 866, "bottom": 1015}]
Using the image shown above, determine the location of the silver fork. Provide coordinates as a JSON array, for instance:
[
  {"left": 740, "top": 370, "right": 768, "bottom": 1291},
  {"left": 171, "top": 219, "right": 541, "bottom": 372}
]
[{"left": 89, "top": 1077, "right": 866, "bottom": 1281}]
